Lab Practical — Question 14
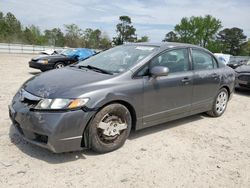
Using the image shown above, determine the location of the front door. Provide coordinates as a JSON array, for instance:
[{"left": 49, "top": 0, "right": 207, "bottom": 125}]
[{"left": 142, "top": 48, "right": 194, "bottom": 128}]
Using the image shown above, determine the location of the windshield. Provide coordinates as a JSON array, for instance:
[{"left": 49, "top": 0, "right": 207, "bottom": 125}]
[{"left": 77, "top": 45, "right": 158, "bottom": 73}]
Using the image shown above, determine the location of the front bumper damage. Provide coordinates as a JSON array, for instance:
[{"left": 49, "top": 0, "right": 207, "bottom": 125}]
[{"left": 9, "top": 91, "right": 95, "bottom": 153}]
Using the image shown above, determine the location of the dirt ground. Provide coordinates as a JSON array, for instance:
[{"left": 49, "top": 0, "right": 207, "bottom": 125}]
[{"left": 0, "top": 53, "right": 250, "bottom": 188}]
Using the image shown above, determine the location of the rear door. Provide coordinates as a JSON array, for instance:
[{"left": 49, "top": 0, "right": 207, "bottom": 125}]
[{"left": 190, "top": 48, "right": 221, "bottom": 112}]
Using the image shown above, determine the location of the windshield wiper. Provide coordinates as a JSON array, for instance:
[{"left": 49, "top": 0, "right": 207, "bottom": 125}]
[{"left": 78, "top": 65, "right": 113, "bottom": 75}]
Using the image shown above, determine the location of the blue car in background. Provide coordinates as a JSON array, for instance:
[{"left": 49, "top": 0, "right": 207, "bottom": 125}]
[{"left": 29, "top": 48, "right": 96, "bottom": 72}]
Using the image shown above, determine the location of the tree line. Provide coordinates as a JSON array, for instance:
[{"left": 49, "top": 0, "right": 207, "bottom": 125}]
[
  {"left": 0, "top": 12, "right": 148, "bottom": 49},
  {"left": 0, "top": 11, "right": 249, "bottom": 55},
  {"left": 162, "top": 15, "right": 250, "bottom": 56}
]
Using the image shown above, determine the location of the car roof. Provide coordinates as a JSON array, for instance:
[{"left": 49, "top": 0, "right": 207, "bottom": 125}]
[{"left": 126, "top": 42, "right": 207, "bottom": 51}]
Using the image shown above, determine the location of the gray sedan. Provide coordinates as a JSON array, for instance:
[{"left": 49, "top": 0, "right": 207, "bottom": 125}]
[{"left": 9, "top": 42, "right": 235, "bottom": 153}]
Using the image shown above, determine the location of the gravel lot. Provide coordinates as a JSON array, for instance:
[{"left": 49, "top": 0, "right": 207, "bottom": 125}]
[{"left": 0, "top": 53, "right": 250, "bottom": 188}]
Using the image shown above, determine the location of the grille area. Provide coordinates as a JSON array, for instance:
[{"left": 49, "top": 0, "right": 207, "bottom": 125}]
[
  {"left": 238, "top": 75, "right": 250, "bottom": 82},
  {"left": 34, "top": 133, "right": 48, "bottom": 144},
  {"left": 239, "top": 83, "right": 250, "bottom": 88}
]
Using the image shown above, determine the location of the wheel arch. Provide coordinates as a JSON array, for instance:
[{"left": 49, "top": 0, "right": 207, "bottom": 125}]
[
  {"left": 81, "top": 99, "right": 137, "bottom": 148},
  {"left": 220, "top": 85, "right": 231, "bottom": 98}
]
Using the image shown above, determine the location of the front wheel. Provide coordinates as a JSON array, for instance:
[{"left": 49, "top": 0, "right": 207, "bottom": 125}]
[
  {"left": 88, "top": 103, "right": 132, "bottom": 153},
  {"left": 54, "top": 62, "right": 65, "bottom": 69},
  {"left": 206, "top": 88, "right": 229, "bottom": 117}
]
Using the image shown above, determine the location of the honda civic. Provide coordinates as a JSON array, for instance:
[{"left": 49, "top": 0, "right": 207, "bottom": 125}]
[{"left": 9, "top": 42, "right": 235, "bottom": 153}]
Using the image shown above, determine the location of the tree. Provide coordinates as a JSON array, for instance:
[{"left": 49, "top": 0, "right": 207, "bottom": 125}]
[
  {"left": 22, "top": 25, "right": 45, "bottom": 45},
  {"left": 0, "top": 11, "right": 8, "bottom": 41},
  {"left": 44, "top": 28, "right": 65, "bottom": 46},
  {"left": 82, "top": 28, "right": 111, "bottom": 49},
  {"left": 170, "top": 15, "right": 221, "bottom": 47},
  {"left": 206, "top": 40, "right": 225, "bottom": 53},
  {"left": 64, "top": 24, "right": 83, "bottom": 47},
  {"left": 217, "top": 27, "right": 247, "bottom": 55},
  {"left": 137, "top": 36, "right": 149, "bottom": 42},
  {"left": 83, "top": 28, "right": 101, "bottom": 48},
  {"left": 0, "top": 12, "right": 22, "bottom": 42},
  {"left": 240, "top": 40, "right": 250, "bottom": 56},
  {"left": 162, "top": 31, "right": 178, "bottom": 42},
  {"left": 113, "top": 16, "right": 136, "bottom": 45}
]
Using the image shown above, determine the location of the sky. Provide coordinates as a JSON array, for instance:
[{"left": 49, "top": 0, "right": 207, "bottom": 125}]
[{"left": 1, "top": 0, "right": 250, "bottom": 42}]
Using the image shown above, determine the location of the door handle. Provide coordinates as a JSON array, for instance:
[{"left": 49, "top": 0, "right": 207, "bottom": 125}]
[{"left": 181, "top": 77, "right": 191, "bottom": 84}]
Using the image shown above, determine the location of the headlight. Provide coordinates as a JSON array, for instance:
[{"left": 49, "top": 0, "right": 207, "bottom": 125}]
[
  {"left": 37, "top": 59, "right": 48, "bottom": 64},
  {"left": 34, "top": 98, "right": 89, "bottom": 110}
]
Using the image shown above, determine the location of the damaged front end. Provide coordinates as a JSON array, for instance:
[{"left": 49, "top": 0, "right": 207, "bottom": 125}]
[{"left": 9, "top": 88, "right": 95, "bottom": 153}]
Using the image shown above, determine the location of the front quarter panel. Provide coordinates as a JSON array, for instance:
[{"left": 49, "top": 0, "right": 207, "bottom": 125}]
[{"left": 82, "top": 74, "right": 144, "bottom": 129}]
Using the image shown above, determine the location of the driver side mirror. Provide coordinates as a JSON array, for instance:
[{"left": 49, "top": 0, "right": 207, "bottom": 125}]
[{"left": 150, "top": 66, "right": 169, "bottom": 78}]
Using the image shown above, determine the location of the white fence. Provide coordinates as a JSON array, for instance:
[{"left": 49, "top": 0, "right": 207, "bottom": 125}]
[{"left": 0, "top": 43, "right": 66, "bottom": 54}]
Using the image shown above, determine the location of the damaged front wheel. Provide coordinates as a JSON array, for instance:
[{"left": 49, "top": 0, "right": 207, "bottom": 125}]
[{"left": 88, "top": 103, "right": 132, "bottom": 153}]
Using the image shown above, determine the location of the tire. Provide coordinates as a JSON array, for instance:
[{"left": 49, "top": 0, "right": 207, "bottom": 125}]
[
  {"left": 206, "top": 88, "right": 229, "bottom": 117},
  {"left": 88, "top": 103, "right": 132, "bottom": 153},
  {"left": 54, "top": 62, "right": 65, "bottom": 69}
]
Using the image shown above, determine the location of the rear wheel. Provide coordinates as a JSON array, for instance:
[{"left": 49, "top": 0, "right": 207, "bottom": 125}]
[
  {"left": 88, "top": 103, "right": 132, "bottom": 153},
  {"left": 54, "top": 62, "right": 65, "bottom": 69},
  {"left": 206, "top": 88, "right": 228, "bottom": 117}
]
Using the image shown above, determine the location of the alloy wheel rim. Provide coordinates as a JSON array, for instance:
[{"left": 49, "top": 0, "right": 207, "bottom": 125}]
[{"left": 215, "top": 91, "right": 228, "bottom": 114}]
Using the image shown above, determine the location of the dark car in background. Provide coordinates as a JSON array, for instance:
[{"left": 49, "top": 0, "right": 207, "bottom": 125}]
[
  {"left": 235, "top": 60, "right": 250, "bottom": 90},
  {"left": 29, "top": 48, "right": 96, "bottom": 71},
  {"left": 227, "top": 59, "right": 248, "bottom": 69},
  {"left": 9, "top": 42, "right": 235, "bottom": 153}
]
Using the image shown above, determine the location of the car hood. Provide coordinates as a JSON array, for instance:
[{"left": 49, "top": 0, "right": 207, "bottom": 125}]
[
  {"left": 235, "top": 65, "right": 250, "bottom": 73},
  {"left": 23, "top": 67, "right": 114, "bottom": 98},
  {"left": 32, "top": 54, "right": 71, "bottom": 61}
]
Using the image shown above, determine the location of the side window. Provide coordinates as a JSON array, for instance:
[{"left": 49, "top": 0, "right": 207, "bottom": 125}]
[
  {"left": 150, "top": 48, "right": 189, "bottom": 73},
  {"left": 192, "top": 49, "right": 214, "bottom": 70},
  {"left": 136, "top": 65, "right": 149, "bottom": 77}
]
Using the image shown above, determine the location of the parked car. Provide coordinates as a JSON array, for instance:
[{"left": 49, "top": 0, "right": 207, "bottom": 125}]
[
  {"left": 227, "top": 59, "right": 248, "bottom": 69},
  {"left": 40, "top": 49, "right": 62, "bottom": 55},
  {"left": 29, "top": 48, "right": 96, "bottom": 71},
  {"left": 9, "top": 42, "right": 235, "bottom": 153},
  {"left": 214, "top": 53, "right": 231, "bottom": 65},
  {"left": 235, "top": 60, "right": 250, "bottom": 90}
]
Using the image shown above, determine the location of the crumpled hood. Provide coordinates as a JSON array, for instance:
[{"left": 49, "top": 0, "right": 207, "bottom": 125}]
[
  {"left": 23, "top": 67, "right": 113, "bottom": 98},
  {"left": 235, "top": 65, "right": 250, "bottom": 73}
]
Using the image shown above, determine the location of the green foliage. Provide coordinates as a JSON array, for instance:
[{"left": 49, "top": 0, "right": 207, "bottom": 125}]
[
  {"left": 137, "top": 36, "right": 149, "bottom": 42},
  {"left": 163, "top": 15, "right": 249, "bottom": 56},
  {"left": 206, "top": 40, "right": 225, "bottom": 53},
  {"left": 44, "top": 28, "right": 65, "bottom": 47},
  {"left": 162, "top": 31, "right": 178, "bottom": 42},
  {"left": 0, "top": 11, "right": 22, "bottom": 42},
  {"left": 240, "top": 40, "right": 250, "bottom": 56},
  {"left": 174, "top": 15, "right": 222, "bottom": 47},
  {"left": 217, "top": 27, "right": 247, "bottom": 55},
  {"left": 83, "top": 28, "right": 111, "bottom": 49},
  {"left": 113, "top": 16, "right": 137, "bottom": 45},
  {"left": 0, "top": 11, "right": 112, "bottom": 49},
  {"left": 64, "top": 24, "right": 83, "bottom": 47}
]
